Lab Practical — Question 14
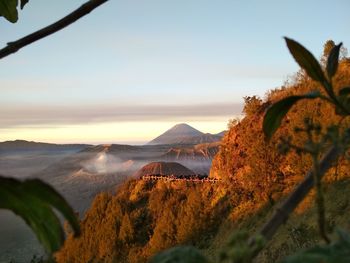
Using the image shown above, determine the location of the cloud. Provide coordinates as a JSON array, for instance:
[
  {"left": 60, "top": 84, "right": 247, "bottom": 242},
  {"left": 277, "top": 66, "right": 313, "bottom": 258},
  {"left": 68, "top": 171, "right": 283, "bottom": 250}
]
[{"left": 0, "top": 102, "right": 242, "bottom": 128}]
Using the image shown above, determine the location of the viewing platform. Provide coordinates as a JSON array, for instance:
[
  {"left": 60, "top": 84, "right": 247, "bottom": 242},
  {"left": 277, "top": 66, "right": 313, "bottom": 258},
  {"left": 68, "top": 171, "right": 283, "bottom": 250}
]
[{"left": 141, "top": 174, "right": 220, "bottom": 183}]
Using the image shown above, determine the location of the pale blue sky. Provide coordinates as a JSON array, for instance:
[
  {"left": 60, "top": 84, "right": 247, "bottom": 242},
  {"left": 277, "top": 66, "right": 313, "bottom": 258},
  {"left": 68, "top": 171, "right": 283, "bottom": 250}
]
[{"left": 0, "top": 0, "right": 349, "bottom": 144}]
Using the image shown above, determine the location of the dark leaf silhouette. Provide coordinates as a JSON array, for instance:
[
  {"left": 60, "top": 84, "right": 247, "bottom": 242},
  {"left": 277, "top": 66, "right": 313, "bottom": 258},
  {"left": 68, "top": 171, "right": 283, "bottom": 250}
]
[
  {"left": 327, "top": 43, "right": 342, "bottom": 79},
  {"left": 0, "top": 0, "right": 18, "bottom": 23},
  {"left": 20, "top": 0, "right": 29, "bottom": 9},
  {"left": 0, "top": 176, "right": 80, "bottom": 254},
  {"left": 263, "top": 92, "right": 320, "bottom": 139},
  {"left": 285, "top": 37, "right": 326, "bottom": 84}
]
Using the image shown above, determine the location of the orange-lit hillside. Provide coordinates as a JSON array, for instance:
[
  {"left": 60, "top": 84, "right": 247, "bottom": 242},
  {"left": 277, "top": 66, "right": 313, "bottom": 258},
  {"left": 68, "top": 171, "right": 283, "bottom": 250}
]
[{"left": 56, "top": 47, "right": 350, "bottom": 263}]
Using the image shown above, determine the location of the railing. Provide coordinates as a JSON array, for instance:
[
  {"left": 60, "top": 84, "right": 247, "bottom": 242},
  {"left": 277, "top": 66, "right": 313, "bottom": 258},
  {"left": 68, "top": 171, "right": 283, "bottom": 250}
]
[{"left": 141, "top": 174, "right": 220, "bottom": 183}]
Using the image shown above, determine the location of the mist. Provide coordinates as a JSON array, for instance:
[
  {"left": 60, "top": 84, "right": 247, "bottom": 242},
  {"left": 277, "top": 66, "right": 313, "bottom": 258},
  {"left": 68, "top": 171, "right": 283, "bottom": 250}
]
[
  {"left": 0, "top": 150, "right": 79, "bottom": 178},
  {"left": 80, "top": 152, "right": 145, "bottom": 175}
]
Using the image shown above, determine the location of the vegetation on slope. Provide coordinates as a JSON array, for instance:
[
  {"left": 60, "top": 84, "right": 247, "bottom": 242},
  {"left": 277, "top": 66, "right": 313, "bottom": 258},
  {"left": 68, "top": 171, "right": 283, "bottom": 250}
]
[
  {"left": 56, "top": 179, "right": 230, "bottom": 263},
  {"left": 56, "top": 41, "right": 350, "bottom": 262}
]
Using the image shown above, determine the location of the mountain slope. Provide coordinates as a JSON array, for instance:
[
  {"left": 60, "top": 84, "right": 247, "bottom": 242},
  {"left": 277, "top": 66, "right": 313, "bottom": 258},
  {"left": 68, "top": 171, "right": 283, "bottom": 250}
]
[
  {"left": 162, "top": 142, "right": 220, "bottom": 174},
  {"left": 215, "top": 131, "right": 227, "bottom": 137},
  {"left": 163, "top": 142, "right": 219, "bottom": 161},
  {"left": 148, "top": 123, "right": 203, "bottom": 145}
]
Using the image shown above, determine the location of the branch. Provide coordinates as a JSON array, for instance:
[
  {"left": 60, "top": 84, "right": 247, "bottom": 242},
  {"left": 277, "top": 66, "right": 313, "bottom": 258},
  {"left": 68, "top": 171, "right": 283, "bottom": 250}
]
[
  {"left": 249, "top": 146, "right": 340, "bottom": 254},
  {"left": 0, "top": 0, "right": 109, "bottom": 60}
]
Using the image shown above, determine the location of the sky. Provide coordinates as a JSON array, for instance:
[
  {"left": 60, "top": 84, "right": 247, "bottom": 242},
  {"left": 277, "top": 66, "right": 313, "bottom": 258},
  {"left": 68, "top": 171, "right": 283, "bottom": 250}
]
[{"left": 0, "top": 0, "right": 349, "bottom": 144}]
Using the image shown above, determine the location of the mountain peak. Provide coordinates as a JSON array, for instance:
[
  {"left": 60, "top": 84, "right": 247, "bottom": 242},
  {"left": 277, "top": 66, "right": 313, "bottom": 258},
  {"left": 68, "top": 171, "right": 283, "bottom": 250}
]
[
  {"left": 172, "top": 123, "right": 194, "bottom": 128},
  {"left": 167, "top": 123, "right": 202, "bottom": 134},
  {"left": 147, "top": 123, "right": 203, "bottom": 145}
]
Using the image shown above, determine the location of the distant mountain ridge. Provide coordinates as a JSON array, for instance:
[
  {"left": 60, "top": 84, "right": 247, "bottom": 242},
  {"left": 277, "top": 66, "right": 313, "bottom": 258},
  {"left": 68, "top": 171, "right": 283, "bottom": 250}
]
[
  {"left": 162, "top": 142, "right": 220, "bottom": 161},
  {"left": 148, "top": 123, "right": 225, "bottom": 145},
  {"left": 0, "top": 140, "right": 90, "bottom": 152}
]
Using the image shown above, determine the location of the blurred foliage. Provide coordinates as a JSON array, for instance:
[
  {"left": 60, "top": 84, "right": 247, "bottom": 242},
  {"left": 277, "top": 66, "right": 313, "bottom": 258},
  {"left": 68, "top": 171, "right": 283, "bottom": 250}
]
[
  {"left": 282, "top": 229, "right": 350, "bottom": 263},
  {"left": 0, "top": 0, "right": 29, "bottom": 23},
  {"left": 0, "top": 177, "right": 80, "bottom": 259}
]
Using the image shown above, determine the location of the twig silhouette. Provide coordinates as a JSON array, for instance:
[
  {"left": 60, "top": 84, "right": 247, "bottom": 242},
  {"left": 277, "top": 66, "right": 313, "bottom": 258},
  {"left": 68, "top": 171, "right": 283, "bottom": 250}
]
[{"left": 0, "top": 0, "right": 109, "bottom": 60}]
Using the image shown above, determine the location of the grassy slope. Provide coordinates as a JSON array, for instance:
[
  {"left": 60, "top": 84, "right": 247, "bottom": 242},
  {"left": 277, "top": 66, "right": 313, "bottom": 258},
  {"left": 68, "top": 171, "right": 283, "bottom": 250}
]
[{"left": 204, "top": 177, "right": 350, "bottom": 262}]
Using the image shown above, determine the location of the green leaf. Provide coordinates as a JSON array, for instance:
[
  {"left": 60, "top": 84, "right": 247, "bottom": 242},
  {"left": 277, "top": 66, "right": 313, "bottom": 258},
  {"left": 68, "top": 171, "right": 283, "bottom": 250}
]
[
  {"left": 150, "top": 246, "right": 210, "bottom": 263},
  {"left": 20, "top": 0, "right": 29, "bottom": 9},
  {"left": 285, "top": 37, "right": 327, "bottom": 84},
  {"left": 327, "top": 43, "right": 342, "bottom": 79},
  {"left": 0, "top": 176, "right": 80, "bottom": 254},
  {"left": 21, "top": 179, "right": 80, "bottom": 237},
  {"left": 0, "top": 0, "right": 18, "bottom": 23},
  {"left": 263, "top": 92, "right": 320, "bottom": 139}
]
